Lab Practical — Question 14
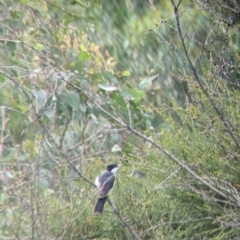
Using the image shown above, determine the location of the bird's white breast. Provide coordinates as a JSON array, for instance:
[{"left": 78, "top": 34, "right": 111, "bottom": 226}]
[{"left": 95, "top": 176, "right": 100, "bottom": 188}]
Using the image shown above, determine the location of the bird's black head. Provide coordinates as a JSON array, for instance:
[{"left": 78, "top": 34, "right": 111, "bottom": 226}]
[{"left": 106, "top": 164, "right": 119, "bottom": 172}]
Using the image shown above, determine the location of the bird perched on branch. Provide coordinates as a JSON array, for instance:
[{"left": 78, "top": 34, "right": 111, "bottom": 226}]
[{"left": 94, "top": 164, "right": 120, "bottom": 214}]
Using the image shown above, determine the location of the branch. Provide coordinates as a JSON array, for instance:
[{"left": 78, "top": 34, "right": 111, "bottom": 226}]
[
  {"left": 1, "top": 70, "right": 142, "bottom": 239},
  {"left": 0, "top": 71, "right": 94, "bottom": 187},
  {"left": 46, "top": 67, "right": 235, "bottom": 203},
  {"left": 126, "top": 125, "right": 230, "bottom": 201},
  {"left": 82, "top": 88, "right": 235, "bottom": 202},
  {"left": 170, "top": 0, "right": 240, "bottom": 150},
  {"left": 107, "top": 198, "right": 142, "bottom": 240}
]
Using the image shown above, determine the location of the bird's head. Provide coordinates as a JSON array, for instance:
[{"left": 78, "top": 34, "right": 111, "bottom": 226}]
[{"left": 106, "top": 164, "right": 121, "bottom": 174}]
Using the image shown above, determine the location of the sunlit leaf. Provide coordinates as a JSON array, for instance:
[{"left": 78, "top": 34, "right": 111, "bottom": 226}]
[
  {"left": 90, "top": 114, "right": 98, "bottom": 124},
  {"left": 111, "top": 144, "right": 122, "bottom": 152},
  {"left": 98, "top": 84, "right": 118, "bottom": 91},
  {"left": 5, "top": 171, "right": 15, "bottom": 179},
  {"left": 121, "top": 70, "right": 131, "bottom": 77},
  {"left": 78, "top": 51, "right": 91, "bottom": 61},
  {"left": 139, "top": 74, "right": 159, "bottom": 89}
]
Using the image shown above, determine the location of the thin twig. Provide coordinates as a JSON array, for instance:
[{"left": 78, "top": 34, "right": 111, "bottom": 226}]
[
  {"left": 107, "top": 198, "right": 142, "bottom": 240},
  {"left": 0, "top": 71, "right": 94, "bottom": 187},
  {"left": 170, "top": 0, "right": 240, "bottom": 150},
  {"left": 42, "top": 66, "right": 233, "bottom": 202},
  {"left": 0, "top": 70, "right": 142, "bottom": 240}
]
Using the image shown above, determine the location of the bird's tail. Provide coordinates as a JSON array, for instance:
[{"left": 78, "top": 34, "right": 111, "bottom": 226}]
[{"left": 94, "top": 197, "right": 107, "bottom": 214}]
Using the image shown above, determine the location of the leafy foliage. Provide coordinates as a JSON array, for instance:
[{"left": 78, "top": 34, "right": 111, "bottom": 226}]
[{"left": 0, "top": 0, "right": 240, "bottom": 239}]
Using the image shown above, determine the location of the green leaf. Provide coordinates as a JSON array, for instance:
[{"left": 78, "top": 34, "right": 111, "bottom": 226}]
[
  {"left": 79, "top": 102, "right": 86, "bottom": 112},
  {"left": 14, "top": 102, "right": 28, "bottom": 113},
  {"left": 102, "top": 71, "right": 117, "bottom": 83},
  {"left": 34, "top": 43, "right": 45, "bottom": 51},
  {"left": 5, "top": 171, "right": 15, "bottom": 179},
  {"left": 110, "top": 92, "right": 127, "bottom": 110},
  {"left": 75, "top": 61, "right": 84, "bottom": 72},
  {"left": 121, "top": 86, "right": 145, "bottom": 103},
  {"left": 44, "top": 189, "right": 55, "bottom": 196},
  {"left": 90, "top": 114, "right": 98, "bottom": 124},
  {"left": 61, "top": 90, "right": 80, "bottom": 109},
  {"left": 98, "top": 84, "right": 118, "bottom": 91},
  {"left": 77, "top": 51, "right": 91, "bottom": 61},
  {"left": 139, "top": 74, "right": 159, "bottom": 89},
  {"left": 39, "top": 179, "right": 50, "bottom": 191},
  {"left": 71, "top": 0, "right": 87, "bottom": 7},
  {"left": 0, "top": 74, "right": 5, "bottom": 83},
  {"left": 121, "top": 70, "right": 131, "bottom": 77},
  {"left": 7, "top": 41, "right": 16, "bottom": 53},
  {"left": 35, "top": 90, "right": 48, "bottom": 112}
]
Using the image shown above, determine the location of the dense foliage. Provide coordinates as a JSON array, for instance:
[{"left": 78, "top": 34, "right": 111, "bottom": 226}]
[{"left": 0, "top": 0, "right": 240, "bottom": 239}]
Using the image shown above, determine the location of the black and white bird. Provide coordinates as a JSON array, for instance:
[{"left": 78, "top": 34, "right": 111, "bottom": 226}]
[{"left": 94, "top": 164, "right": 120, "bottom": 214}]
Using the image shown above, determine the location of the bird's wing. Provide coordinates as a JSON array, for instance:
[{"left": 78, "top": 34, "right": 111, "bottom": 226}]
[{"left": 97, "top": 171, "right": 115, "bottom": 198}]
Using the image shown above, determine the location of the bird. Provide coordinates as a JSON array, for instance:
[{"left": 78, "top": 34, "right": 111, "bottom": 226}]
[{"left": 94, "top": 163, "right": 120, "bottom": 214}]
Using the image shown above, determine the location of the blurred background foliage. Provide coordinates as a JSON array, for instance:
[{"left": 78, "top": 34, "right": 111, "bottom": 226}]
[{"left": 0, "top": 0, "right": 240, "bottom": 239}]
